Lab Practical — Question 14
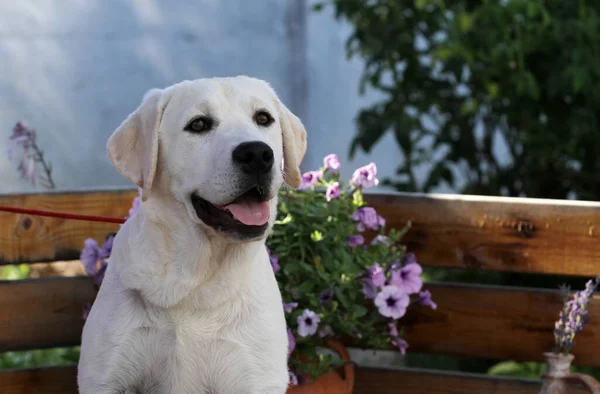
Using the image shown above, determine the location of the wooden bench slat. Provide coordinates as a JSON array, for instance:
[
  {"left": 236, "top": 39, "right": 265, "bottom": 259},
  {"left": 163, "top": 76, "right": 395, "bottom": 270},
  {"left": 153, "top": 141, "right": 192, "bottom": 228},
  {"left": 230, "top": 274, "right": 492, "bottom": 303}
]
[
  {"left": 0, "top": 188, "right": 137, "bottom": 265},
  {"left": 1, "top": 189, "right": 600, "bottom": 277},
  {"left": 0, "top": 365, "right": 78, "bottom": 394},
  {"left": 369, "top": 192, "right": 600, "bottom": 276},
  {"left": 1, "top": 365, "right": 590, "bottom": 394},
  {"left": 402, "top": 283, "right": 600, "bottom": 367},
  {"left": 2, "top": 277, "right": 598, "bottom": 367},
  {"left": 0, "top": 277, "right": 95, "bottom": 351},
  {"left": 354, "top": 366, "right": 592, "bottom": 394}
]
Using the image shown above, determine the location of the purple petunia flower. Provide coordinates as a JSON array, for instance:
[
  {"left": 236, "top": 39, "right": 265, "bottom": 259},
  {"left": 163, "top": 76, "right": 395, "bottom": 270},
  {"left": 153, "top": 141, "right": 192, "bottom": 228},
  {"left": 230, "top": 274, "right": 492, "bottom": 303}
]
[
  {"left": 266, "top": 247, "right": 280, "bottom": 273},
  {"left": 287, "top": 328, "right": 296, "bottom": 358},
  {"left": 402, "top": 252, "right": 417, "bottom": 266},
  {"left": 283, "top": 302, "right": 298, "bottom": 313},
  {"left": 297, "top": 170, "right": 323, "bottom": 190},
  {"left": 82, "top": 302, "right": 92, "bottom": 320},
  {"left": 92, "top": 260, "right": 108, "bottom": 286},
  {"left": 375, "top": 286, "right": 410, "bottom": 319},
  {"left": 289, "top": 371, "right": 298, "bottom": 386},
  {"left": 365, "top": 263, "right": 386, "bottom": 287},
  {"left": 126, "top": 189, "right": 142, "bottom": 219},
  {"left": 390, "top": 263, "right": 423, "bottom": 295},
  {"left": 319, "top": 289, "right": 334, "bottom": 303},
  {"left": 391, "top": 337, "right": 409, "bottom": 355},
  {"left": 323, "top": 153, "right": 341, "bottom": 171},
  {"left": 351, "top": 162, "right": 379, "bottom": 188},
  {"left": 361, "top": 279, "right": 378, "bottom": 299},
  {"left": 417, "top": 290, "right": 437, "bottom": 310},
  {"left": 371, "top": 235, "right": 391, "bottom": 246},
  {"left": 297, "top": 309, "right": 320, "bottom": 337},
  {"left": 360, "top": 263, "right": 386, "bottom": 299},
  {"left": 99, "top": 235, "right": 114, "bottom": 259},
  {"left": 326, "top": 182, "right": 341, "bottom": 201},
  {"left": 81, "top": 239, "right": 100, "bottom": 276},
  {"left": 81, "top": 236, "right": 114, "bottom": 286},
  {"left": 388, "top": 321, "right": 399, "bottom": 337},
  {"left": 319, "top": 325, "right": 334, "bottom": 338},
  {"left": 347, "top": 235, "right": 365, "bottom": 248},
  {"left": 352, "top": 207, "right": 385, "bottom": 232}
]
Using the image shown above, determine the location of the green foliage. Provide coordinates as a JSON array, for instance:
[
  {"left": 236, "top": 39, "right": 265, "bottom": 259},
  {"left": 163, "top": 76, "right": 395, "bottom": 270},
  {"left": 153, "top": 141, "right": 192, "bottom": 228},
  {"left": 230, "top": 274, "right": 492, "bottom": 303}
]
[
  {"left": 0, "top": 347, "right": 80, "bottom": 369},
  {"left": 319, "top": 0, "right": 600, "bottom": 199},
  {"left": 487, "top": 360, "right": 600, "bottom": 381},
  {"left": 0, "top": 264, "right": 29, "bottom": 280},
  {"left": 488, "top": 360, "right": 546, "bottom": 378}
]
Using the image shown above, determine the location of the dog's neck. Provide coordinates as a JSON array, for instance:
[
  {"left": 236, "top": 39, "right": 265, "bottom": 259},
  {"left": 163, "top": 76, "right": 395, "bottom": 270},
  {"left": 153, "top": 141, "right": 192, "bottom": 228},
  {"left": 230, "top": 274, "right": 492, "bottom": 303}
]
[{"left": 111, "top": 189, "right": 267, "bottom": 310}]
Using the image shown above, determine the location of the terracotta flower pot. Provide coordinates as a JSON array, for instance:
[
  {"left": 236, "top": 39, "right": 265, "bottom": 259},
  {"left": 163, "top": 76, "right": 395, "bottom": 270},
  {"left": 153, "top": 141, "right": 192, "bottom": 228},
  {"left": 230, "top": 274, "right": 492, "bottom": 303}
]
[
  {"left": 287, "top": 340, "right": 354, "bottom": 394},
  {"left": 539, "top": 352, "right": 600, "bottom": 394}
]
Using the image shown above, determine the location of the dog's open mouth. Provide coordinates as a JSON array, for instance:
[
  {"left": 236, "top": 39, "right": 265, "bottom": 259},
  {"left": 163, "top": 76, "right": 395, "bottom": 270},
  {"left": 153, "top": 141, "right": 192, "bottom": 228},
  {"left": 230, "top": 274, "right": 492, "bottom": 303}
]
[{"left": 191, "top": 187, "right": 270, "bottom": 238}]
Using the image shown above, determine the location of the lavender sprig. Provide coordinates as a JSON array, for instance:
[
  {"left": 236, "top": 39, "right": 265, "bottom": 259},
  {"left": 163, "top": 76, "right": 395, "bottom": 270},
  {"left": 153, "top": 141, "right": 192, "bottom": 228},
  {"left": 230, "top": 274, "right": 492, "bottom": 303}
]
[
  {"left": 553, "top": 276, "right": 600, "bottom": 354},
  {"left": 8, "top": 121, "right": 56, "bottom": 189}
]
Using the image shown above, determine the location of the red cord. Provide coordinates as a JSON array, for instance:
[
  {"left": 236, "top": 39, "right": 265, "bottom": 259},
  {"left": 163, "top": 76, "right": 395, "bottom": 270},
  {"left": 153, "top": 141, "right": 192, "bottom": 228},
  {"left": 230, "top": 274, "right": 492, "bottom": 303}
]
[{"left": 0, "top": 205, "right": 126, "bottom": 224}]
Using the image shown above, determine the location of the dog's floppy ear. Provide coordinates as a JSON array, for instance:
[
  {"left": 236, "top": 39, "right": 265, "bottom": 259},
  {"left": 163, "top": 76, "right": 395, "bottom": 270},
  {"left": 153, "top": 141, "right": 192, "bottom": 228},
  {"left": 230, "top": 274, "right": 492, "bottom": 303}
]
[
  {"left": 107, "top": 88, "right": 168, "bottom": 202},
  {"left": 277, "top": 101, "right": 307, "bottom": 189}
]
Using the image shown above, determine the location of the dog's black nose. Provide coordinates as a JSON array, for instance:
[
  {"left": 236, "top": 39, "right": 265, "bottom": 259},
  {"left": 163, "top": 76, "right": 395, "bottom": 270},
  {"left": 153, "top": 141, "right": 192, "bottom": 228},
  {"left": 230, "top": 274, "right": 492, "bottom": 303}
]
[{"left": 232, "top": 141, "right": 274, "bottom": 174}]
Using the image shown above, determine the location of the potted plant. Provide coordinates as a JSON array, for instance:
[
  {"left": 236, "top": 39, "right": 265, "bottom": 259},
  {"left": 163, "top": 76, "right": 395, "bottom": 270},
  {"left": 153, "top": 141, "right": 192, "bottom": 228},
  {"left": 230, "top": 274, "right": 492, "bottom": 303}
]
[
  {"left": 80, "top": 154, "right": 436, "bottom": 393},
  {"left": 267, "top": 154, "right": 435, "bottom": 392}
]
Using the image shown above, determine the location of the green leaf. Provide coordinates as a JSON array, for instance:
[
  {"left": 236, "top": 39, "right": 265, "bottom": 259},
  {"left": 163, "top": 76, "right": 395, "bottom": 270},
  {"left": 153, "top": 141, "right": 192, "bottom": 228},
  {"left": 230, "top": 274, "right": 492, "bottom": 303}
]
[{"left": 457, "top": 12, "right": 474, "bottom": 33}]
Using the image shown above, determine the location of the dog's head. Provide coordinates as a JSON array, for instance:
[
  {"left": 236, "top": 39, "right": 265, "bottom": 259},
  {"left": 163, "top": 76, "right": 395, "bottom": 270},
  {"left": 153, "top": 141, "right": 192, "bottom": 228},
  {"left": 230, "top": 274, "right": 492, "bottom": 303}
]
[{"left": 107, "top": 76, "right": 307, "bottom": 242}]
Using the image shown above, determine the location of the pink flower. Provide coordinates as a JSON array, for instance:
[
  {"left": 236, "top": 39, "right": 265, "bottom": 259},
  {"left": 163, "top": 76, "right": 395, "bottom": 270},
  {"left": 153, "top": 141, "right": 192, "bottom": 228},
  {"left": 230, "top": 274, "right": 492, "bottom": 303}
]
[
  {"left": 298, "top": 170, "right": 323, "bottom": 190},
  {"left": 351, "top": 162, "right": 379, "bottom": 188},
  {"left": 326, "top": 182, "right": 341, "bottom": 201},
  {"left": 390, "top": 262, "right": 423, "bottom": 295},
  {"left": 375, "top": 286, "right": 409, "bottom": 319},
  {"left": 323, "top": 153, "right": 341, "bottom": 171}
]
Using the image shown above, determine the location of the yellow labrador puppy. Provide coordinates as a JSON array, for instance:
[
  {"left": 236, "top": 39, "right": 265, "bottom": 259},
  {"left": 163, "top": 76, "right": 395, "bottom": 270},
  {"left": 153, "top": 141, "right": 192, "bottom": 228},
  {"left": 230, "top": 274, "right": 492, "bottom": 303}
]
[{"left": 78, "top": 76, "right": 307, "bottom": 394}]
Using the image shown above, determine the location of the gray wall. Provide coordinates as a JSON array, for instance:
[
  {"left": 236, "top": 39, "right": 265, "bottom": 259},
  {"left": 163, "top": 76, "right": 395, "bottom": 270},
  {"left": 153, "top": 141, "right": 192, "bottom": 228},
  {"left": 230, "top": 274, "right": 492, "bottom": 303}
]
[{"left": 0, "top": 0, "right": 419, "bottom": 193}]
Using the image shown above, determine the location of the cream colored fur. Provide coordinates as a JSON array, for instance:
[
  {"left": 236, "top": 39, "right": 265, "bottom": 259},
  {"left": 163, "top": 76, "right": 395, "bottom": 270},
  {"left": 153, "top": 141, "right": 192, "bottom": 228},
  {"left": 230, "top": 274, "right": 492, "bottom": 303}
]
[{"left": 77, "top": 76, "right": 307, "bottom": 394}]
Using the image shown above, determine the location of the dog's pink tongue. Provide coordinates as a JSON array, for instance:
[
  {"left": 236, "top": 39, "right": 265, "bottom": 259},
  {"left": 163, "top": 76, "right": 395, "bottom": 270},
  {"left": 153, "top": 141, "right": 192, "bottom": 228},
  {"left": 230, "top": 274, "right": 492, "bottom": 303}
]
[{"left": 224, "top": 200, "right": 270, "bottom": 226}]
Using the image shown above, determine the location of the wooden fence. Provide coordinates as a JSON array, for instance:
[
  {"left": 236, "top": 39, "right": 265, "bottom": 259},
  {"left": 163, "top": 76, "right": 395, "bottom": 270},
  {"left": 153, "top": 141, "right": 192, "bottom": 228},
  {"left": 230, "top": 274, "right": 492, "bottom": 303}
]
[{"left": 0, "top": 188, "right": 598, "bottom": 393}]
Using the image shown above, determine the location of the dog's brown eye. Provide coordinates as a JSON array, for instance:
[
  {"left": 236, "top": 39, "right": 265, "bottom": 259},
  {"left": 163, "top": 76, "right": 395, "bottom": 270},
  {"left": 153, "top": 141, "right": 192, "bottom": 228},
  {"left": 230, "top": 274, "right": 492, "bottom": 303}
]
[
  {"left": 185, "top": 117, "right": 213, "bottom": 133},
  {"left": 254, "top": 111, "right": 273, "bottom": 127}
]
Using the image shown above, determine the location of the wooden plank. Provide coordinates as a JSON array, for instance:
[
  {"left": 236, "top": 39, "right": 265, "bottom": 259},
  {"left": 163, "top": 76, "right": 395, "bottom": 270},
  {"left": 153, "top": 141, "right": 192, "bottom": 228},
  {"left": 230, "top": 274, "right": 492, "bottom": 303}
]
[
  {"left": 3, "top": 365, "right": 587, "bottom": 394},
  {"left": 400, "top": 283, "right": 600, "bottom": 367},
  {"left": 353, "top": 367, "right": 592, "bottom": 394},
  {"left": 368, "top": 192, "right": 600, "bottom": 276},
  {"left": 4, "top": 276, "right": 599, "bottom": 367},
  {"left": 0, "top": 366, "right": 78, "bottom": 394},
  {"left": 0, "top": 277, "right": 95, "bottom": 351},
  {"left": 1, "top": 188, "right": 599, "bottom": 276},
  {"left": 0, "top": 188, "right": 137, "bottom": 265}
]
